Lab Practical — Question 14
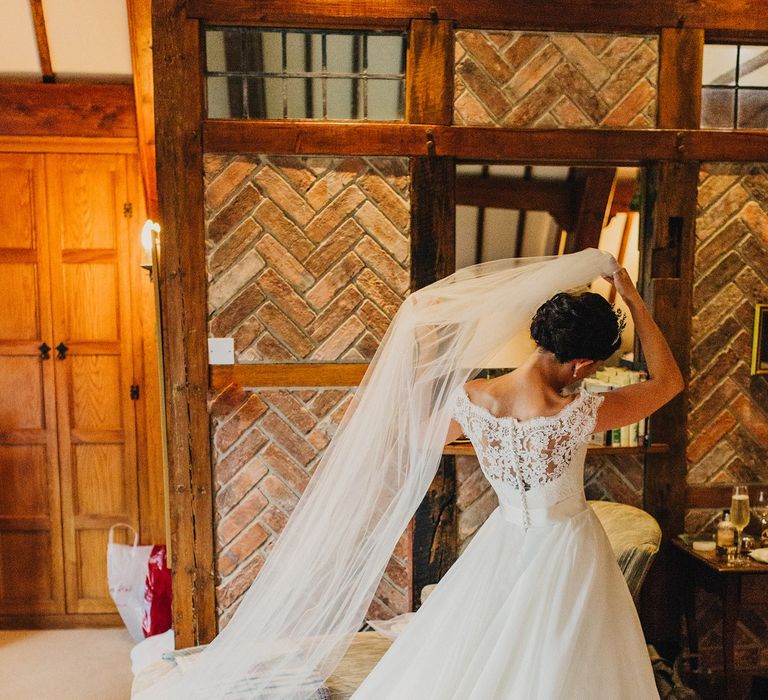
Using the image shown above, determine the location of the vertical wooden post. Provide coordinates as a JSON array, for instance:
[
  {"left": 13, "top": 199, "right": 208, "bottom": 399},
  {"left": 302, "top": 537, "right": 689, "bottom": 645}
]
[
  {"left": 407, "top": 17, "right": 457, "bottom": 605},
  {"left": 152, "top": 0, "right": 216, "bottom": 647},
  {"left": 639, "top": 27, "right": 703, "bottom": 654},
  {"left": 126, "top": 0, "right": 158, "bottom": 218}
]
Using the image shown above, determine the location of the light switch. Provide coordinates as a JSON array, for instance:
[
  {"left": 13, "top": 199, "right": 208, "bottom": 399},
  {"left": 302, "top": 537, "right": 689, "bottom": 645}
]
[{"left": 208, "top": 337, "right": 235, "bottom": 365}]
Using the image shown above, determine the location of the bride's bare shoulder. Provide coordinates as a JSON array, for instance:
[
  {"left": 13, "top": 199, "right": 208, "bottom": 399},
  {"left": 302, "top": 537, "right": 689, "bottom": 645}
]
[
  {"left": 462, "top": 378, "right": 491, "bottom": 400},
  {"left": 463, "top": 378, "right": 512, "bottom": 411}
]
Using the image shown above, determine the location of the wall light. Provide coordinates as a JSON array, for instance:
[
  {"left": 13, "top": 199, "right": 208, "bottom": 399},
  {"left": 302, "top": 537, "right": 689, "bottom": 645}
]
[{"left": 140, "top": 219, "right": 161, "bottom": 277}]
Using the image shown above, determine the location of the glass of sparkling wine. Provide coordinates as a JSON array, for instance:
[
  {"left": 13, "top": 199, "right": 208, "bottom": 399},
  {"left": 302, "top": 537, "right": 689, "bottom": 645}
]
[{"left": 731, "top": 485, "right": 750, "bottom": 561}]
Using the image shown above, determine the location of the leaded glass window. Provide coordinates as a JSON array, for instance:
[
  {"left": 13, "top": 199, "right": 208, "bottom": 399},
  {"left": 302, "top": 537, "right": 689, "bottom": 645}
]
[
  {"left": 205, "top": 28, "right": 407, "bottom": 121},
  {"left": 702, "top": 44, "right": 768, "bottom": 129}
]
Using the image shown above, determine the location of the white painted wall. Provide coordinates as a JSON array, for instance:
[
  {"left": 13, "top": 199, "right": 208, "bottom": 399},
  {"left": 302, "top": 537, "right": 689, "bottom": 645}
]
[{"left": 0, "top": 0, "right": 132, "bottom": 79}]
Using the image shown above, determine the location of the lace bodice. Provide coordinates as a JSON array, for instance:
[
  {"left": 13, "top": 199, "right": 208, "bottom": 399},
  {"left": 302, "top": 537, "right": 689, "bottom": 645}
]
[{"left": 453, "top": 386, "right": 604, "bottom": 529}]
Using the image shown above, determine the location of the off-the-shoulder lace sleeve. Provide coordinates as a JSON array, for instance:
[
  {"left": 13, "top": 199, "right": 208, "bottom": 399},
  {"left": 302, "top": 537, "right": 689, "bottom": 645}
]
[
  {"left": 576, "top": 389, "right": 605, "bottom": 441},
  {"left": 452, "top": 387, "right": 472, "bottom": 435}
]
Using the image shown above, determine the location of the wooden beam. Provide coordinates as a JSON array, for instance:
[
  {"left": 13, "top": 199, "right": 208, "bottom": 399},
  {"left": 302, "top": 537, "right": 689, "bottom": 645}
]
[
  {"left": 126, "top": 0, "right": 158, "bottom": 218},
  {"left": 608, "top": 176, "right": 638, "bottom": 218},
  {"left": 210, "top": 363, "right": 368, "bottom": 390},
  {"left": 564, "top": 167, "right": 616, "bottom": 253},
  {"left": 405, "top": 19, "right": 453, "bottom": 125},
  {"left": 204, "top": 120, "right": 430, "bottom": 155},
  {"left": 658, "top": 28, "right": 705, "bottom": 129},
  {"left": 639, "top": 160, "right": 699, "bottom": 656},
  {"left": 410, "top": 156, "right": 457, "bottom": 608},
  {"left": 29, "top": 0, "right": 54, "bottom": 82},
  {"left": 188, "top": 0, "right": 768, "bottom": 32},
  {"left": 0, "top": 136, "right": 136, "bottom": 154},
  {"left": 0, "top": 82, "right": 137, "bottom": 138},
  {"left": 152, "top": 0, "right": 216, "bottom": 648},
  {"left": 636, "top": 25, "right": 704, "bottom": 659},
  {"left": 686, "top": 484, "right": 768, "bottom": 509},
  {"left": 455, "top": 175, "right": 571, "bottom": 220},
  {"left": 406, "top": 14, "right": 457, "bottom": 610},
  {"left": 410, "top": 157, "right": 456, "bottom": 290},
  {"left": 513, "top": 166, "right": 532, "bottom": 257},
  {"left": 203, "top": 122, "right": 768, "bottom": 162}
]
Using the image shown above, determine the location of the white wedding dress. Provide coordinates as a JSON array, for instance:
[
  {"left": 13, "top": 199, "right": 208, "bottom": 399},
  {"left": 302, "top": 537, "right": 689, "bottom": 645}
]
[{"left": 353, "top": 385, "right": 659, "bottom": 700}]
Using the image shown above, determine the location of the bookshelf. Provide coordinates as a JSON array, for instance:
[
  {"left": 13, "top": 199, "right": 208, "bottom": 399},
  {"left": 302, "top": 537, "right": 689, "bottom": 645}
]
[{"left": 443, "top": 442, "right": 670, "bottom": 457}]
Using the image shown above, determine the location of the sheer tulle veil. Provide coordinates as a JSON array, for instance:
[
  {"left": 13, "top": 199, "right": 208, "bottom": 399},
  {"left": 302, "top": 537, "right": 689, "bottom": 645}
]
[{"left": 136, "top": 248, "right": 619, "bottom": 699}]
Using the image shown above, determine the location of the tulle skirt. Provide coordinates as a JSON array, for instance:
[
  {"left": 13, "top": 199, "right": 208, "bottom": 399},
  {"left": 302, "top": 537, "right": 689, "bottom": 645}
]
[{"left": 353, "top": 506, "right": 659, "bottom": 699}]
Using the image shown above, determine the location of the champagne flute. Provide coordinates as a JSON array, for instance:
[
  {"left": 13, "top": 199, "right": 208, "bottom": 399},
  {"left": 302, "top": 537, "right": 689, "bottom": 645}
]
[{"left": 731, "top": 485, "right": 750, "bottom": 561}]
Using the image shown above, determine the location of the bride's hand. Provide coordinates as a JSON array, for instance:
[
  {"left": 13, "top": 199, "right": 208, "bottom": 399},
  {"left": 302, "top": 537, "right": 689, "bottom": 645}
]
[{"left": 602, "top": 268, "right": 640, "bottom": 302}]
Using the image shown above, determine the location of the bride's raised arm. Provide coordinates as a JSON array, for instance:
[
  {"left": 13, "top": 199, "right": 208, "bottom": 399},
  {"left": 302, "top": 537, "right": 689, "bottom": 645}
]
[{"left": 593, "top": 268, "right": 684, "bottom": 433}]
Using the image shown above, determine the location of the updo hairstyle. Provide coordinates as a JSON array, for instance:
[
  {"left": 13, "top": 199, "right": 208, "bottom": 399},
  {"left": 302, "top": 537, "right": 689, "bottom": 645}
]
[{"left": 530, "top": 291, "right": 626, "bottom": 363}]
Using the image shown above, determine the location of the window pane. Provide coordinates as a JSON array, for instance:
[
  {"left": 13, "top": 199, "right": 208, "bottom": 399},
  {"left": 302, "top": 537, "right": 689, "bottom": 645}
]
[
  {"left": 285, "top": 78, "right": 312, "bottom": 118},
  {"left": 326, "top": 34, "right": 358, "bottom": 74},
  {"left": 207, "top": 76, "right": 240, "bottom": 118},
  {"left": 367, "top": 35, "right": 405, "bottom": 75},
  {"left": 737, "top": 89, "right": 768, "bottom": 128},
  {"left": 248, "top": 31, "right": 282, "bottom": 74},
  {"left": 246, "top": 77, "right": 284, "bottom": 118},
  {"left": 285, "top": 33, "right": 311, "bottom": 73},
  {"left": 738, "top": 46, "right": 768, "bottom": 87},
  {"left": 702, "top": 45, "right": 737, "bottom": 85},
  {"left": 310, "top": 77, "right": 324, "bottom": 118},
  {"left": 367, "top": 79, "right": 403, "bottom": 120},
  {"left": 701, "top": 88, "right": 735, "bottom": 128},
  {"left": 206, "top": 30, "right": 242, "bottom": 72},
  {"left": 326, "top": 78, "right": 358, "bottom": 119}
]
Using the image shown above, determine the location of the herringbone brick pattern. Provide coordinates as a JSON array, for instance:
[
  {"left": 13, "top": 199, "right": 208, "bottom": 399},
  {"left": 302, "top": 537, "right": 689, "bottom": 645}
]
[
  {"left": 456, "top": 453, "right": 643, "bottom": 551},
  {"left": 689, "top": 164, "right": 768, "bottom": 486},
  {"left": 209, "top": 384, "right": 410, "bottom": 624},
  {"left": 584, "top": 454, "right": 644, "bottom": 506},
  {"left": 204, "top": 155, "right": 410, "bottom": 362},
  {"left": 454, "top": 31, "right": 658, "bottom": 128},
  {"left": 686, "top": 162, "right": 768, "bottom": 670}
]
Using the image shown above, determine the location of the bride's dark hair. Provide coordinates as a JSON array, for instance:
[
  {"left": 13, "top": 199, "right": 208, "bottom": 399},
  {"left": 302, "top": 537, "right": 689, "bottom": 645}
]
[{"left": 530, "top": 291, "right": 626, "bottom": 363}]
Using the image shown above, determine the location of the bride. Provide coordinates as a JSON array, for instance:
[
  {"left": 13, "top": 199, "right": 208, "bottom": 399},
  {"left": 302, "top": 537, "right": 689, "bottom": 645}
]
[
  {"left": 137, "top": 249, "right": 682, "bottom": 700},
  {"left": 352, "top": 267, "right": 682, "bottom": 699}
]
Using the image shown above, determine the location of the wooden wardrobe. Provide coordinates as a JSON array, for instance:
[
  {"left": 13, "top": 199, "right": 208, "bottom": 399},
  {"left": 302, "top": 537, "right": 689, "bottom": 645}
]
[{"left": 0, "top": 143, "right": 162, "bottom": 626}]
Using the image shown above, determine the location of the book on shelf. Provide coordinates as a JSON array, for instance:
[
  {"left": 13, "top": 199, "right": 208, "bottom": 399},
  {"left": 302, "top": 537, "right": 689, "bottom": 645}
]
[{"left": 583, "top": 367, "right": 648, "bottom": 448}]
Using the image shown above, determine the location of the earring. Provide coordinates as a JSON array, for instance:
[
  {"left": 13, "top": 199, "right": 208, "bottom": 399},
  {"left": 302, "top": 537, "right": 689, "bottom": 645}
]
[{"left": 572, "top": 368, "right": 578, "bottom": 379}]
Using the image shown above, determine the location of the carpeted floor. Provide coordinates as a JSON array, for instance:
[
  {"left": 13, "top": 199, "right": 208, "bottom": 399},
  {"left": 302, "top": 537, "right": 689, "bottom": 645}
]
[{"left": 0, "top": 628, "right": 134, "bottom": 699}]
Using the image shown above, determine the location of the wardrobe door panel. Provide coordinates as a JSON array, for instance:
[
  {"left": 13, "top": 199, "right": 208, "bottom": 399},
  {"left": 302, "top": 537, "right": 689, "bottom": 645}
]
[
  {"left": 46, "top": 153, "right": 140, "bottom": 614},
  {"left": 0, "top": 153, "right": 64, "bottom": 615}
]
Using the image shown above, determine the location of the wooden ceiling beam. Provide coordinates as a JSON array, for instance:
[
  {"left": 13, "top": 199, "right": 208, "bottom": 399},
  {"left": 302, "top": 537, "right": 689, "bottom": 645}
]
[
  {"left": 203, "top": 121, "right": 768, "bottom": 162},
  {"left": 188, "top": 0, "right": 768, "bottom": 33},
  {"left": 455, "top": 175, "right": 571, "bottom": 215},
  {"left": 608, "top": 177, "right": 638, "bottom": 218},
  {"left": 564, "top": 167, "right": 617, "bottom": 253},
  {"left": 29, "top": 0, "right": 54, "bottom": 82},
  {"left": 126, "top": 0, "right": 158, "bottom": 218},
  {"left": 0, "top": 82, "right": 137, "bottom": 138}
]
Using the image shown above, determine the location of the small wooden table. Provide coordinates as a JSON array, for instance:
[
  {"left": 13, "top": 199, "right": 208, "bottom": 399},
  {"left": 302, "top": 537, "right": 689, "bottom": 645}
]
[{"left": 673, "top": 537, "right": 768, "bottom": 699}]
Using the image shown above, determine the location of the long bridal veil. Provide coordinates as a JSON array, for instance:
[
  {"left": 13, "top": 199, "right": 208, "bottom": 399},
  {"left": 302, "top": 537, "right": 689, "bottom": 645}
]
[{"left": 137, "top": 248, "right": 618, "bottom": 700}]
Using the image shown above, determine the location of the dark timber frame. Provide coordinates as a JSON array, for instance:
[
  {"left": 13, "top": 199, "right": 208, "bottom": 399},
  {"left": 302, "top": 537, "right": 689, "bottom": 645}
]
[{"left": 152, "top": 0, "right": 766, "bottom": 648}]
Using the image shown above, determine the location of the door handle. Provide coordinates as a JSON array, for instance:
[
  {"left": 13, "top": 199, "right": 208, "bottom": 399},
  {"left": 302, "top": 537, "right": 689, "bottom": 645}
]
[
  {"left": 56, "top": 342, "right": 69, "bottom": 360},
  {"left": 39, "top": 342, "right": 51, "bottom": 360}
]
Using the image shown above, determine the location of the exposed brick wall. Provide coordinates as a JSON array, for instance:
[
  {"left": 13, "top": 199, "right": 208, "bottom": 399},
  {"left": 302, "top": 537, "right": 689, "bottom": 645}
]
[
  {"left": 454, "top": 31, "right": 658, "bottom": 128},
  {"left": 210, "top": 383, "right": 412, "bottom": 624},
  {"left": 204, "top": 155, "right": 410, "bottom": 362},
  {"left": 204, "top": 155, "right": 412, "bottom": 625},
  {"left": 687, "top": 163, "right": 768, "bottom": 669},
  {"left": 456, "top": 453, "right": 644, "bottom": 551}
]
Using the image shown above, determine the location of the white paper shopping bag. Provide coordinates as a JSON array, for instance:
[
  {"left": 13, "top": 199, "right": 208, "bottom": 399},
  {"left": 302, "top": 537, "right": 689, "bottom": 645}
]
[{"left": 107, "top": 524, "right": 153, "bottom": 642}]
